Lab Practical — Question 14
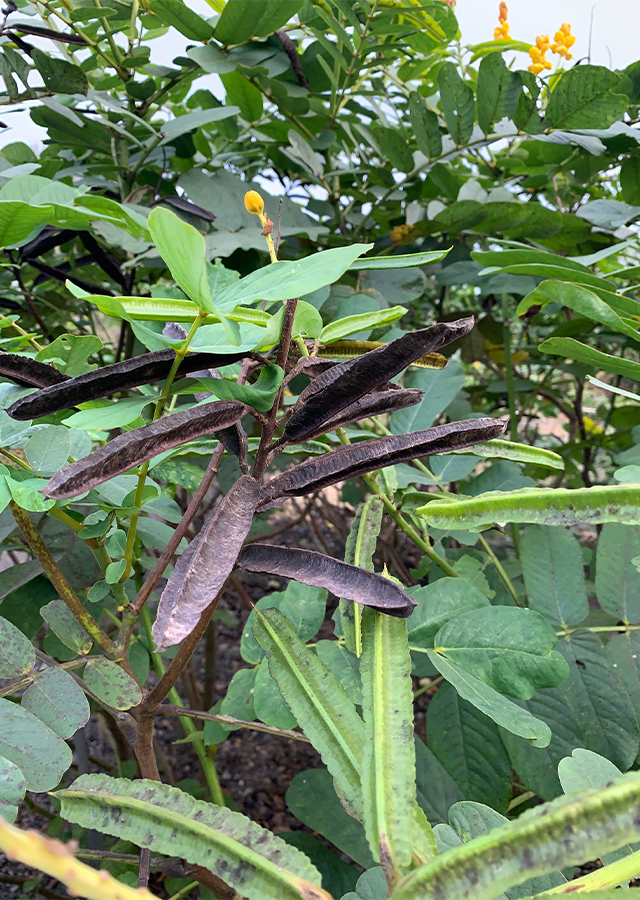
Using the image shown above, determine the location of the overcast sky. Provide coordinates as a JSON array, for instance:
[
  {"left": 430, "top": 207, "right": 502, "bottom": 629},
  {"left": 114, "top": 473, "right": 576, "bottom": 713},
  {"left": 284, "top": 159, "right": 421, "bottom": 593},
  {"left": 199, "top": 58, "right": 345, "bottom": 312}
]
[{"left": 1, "top": 0, "right": 638, "bottom": 151}]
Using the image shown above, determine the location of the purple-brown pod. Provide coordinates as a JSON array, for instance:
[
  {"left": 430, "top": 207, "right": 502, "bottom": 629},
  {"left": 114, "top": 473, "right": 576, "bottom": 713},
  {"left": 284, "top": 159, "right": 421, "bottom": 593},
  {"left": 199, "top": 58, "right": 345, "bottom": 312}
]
[
  {"left": 0, "top": 352, "right": 68, "bottom": 389},
  {"left": 44, "top": 399, "right": 248, "bottom": 499}
]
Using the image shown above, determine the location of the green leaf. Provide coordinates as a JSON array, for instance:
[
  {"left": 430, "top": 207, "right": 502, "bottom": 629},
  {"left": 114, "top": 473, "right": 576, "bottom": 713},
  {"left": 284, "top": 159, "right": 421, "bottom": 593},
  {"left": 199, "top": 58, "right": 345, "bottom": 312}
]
[
  {"left": 316, "top": 641, "right": 362, "bottom": 705},
  {"left": 214, "top": 667, "right": 256, "bottom": 735},
  {"left": 221, "top": 71, "right": 263, "bottom": 122},
  {"left": 520, "top": 526, "right": 588, "bottom": 628},
  {"left": 151, "top": 0, "right": 214, "bottom": 40},
  {"left": 64, "top": 396, "right": 153, "bottom": 431},
  {"left": 370, "top": 126, "right": 414, "bottom": 174},
  {"left": 40, "top": 599, "right": 92, "bottom": 656},
  {"left": 320, "top": 306, "right": 407, "bottom": 344},
  {"left": 539, "top": 337, "right": 640, "bottom": 382},
  {"left": 607, "top": 631, "right": 640, "bottom": 739},
  {"left": 254, "top": 657, "right": 297, "bottom": 729},
  {"left": 621, "top": 156, "right": 640, "bottom": 206},
  {"left": 22, "top": 667, "right": 89, "bottom": 740},
  {"left": 415, "top": 736, "right": 465, "bottom": 825},
  {"left": 215, "top": 0, "right": 272, "bottom": 44},
  {"left": 596, "top": 524, "right": 640, "bottom": 623},
  {"left": 210, "top": 244, "right": 371, "bottom": 312},
  {"left": 437, "top": 62, "right": 475, "bottom": 146},
  {"left": 407, "top": 578, "right": 491, "bottom": 649},
  {"left": 6, "top": 473, "right": 54, "bottom": 512},
  {"left": 445, "top": 801, "right": 567, "bottom": 897},
  {"left": 0, "top": 755, "right": 25, "bottom": 823},
  {"left": 256, "top": 302, "right": 323, "bottom": 350},
  {"left": 35, "top": 334, "right": 103, "bottom": 377},
  {"left": 556, "top": 631, "right": 639, "bottom": 771},
  {"left": 24, "top": 425, "right": 71, "bottom": 475},
  {"left": 499, "top": 688, "right": 585, "bottom": 801},
  {"left": 0, "top": 698, "right": 71, "bottom": 791},
  {"left": 286, "top": 768, "right": 376, "bottom": 868},
  {"left": 361, "top": 610, "right": 417, "bottom": 875},
  {"left": 476, "top": 54, "right": 522, "bottom": 135},
  {"left": 57, "top": 774, "right": 326, "bottom": 900},
  {"left": 452, "top": 439, "right": 564, "bottom": 471},
  {"left": 148, "top": 207, "right": 210, "bottom": 310},
  {"left": 392, "top": 775, "right": 640, "bottom": 900},
  {"left": 0, "top": 202, "right": 52, "bottom": 248},
  {"left": 433, "top": 607, "right": 568, "bottom": 700},
  {"left": 545, "top": 65, "right": 629, "bottom": 129},
  {"left": 390, "top": 361, "right": 465, "bottom": 434},
  {"left": 253, "top": 608, "right": 365, "bottom": 818},
  {"left": 31, "top": 49, "right": 88, "bottom": 94},
  {"left": 0, "top": 615, "right": 35, "bottom": 678},
  {"left": 348, "top": 250, "right": 449, "bottom": 271},
  {"left": 427, "top": 682, "right": 511, "bottom": 814},
  {"left": 417, "top": 485, "right": 640, "bottom": 530},
  {"left": 409, "top": 91, "right": 443, "bottom": 160},
  {"left": 0, "top": 562, "right": 44, "bottom": 604},
  {"left": 338, "top": 496, "right": 384, "bottom": 656},
  {"left": 426, "top": 652, "right": 551, "bottom": 747},
  {"left": 159, "top": 107, "right": 241, "bottom": 144},
  {"left": 518, "top": 281, "right": 640, "bottom": 343},
  {"left": 83, "top": 658, "right": 142, "bottom": 711},
  {"left": 190, "top": 365, "right": 284, "bottom": 412},
  {"left": 559, "top": 748, "right": 622, "bottom": 796},
  {"left": 241, "top": 582, "right": 327, "bottom": 665}
]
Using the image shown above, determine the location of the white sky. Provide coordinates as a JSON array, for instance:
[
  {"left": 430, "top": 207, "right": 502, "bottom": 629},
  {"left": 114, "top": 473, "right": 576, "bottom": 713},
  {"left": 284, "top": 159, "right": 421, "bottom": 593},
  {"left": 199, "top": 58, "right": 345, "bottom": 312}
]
[{"left": 1, "top": 0, "right": 639, "bottom": 150}]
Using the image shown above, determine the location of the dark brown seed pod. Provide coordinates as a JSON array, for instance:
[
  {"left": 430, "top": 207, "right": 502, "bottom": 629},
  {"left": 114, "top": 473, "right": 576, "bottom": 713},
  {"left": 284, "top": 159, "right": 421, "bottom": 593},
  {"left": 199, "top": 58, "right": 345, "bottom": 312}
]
[
  {"left": 282, "top": 317, "right": 474, "bottom": 443},
  {"left": 288, "top": 388, "right": 424, "bottom": 442},
  {"left": 43, "top": 399, "right": 248, "bottom": 499},
  {"left": 237, "top": 544, "right": 417, "bottom": 617},
  {"left": 8, "top": 349, "right": 250, "bottom": 420},
  {"left": 0, "top": 352, "right": 68, "bottom": 389},
  {"left": 263, "top": 417, "right": 507, "bottom": 501},
  {"left": 153, "top": 475, "right": 260, "bottom": 651}
]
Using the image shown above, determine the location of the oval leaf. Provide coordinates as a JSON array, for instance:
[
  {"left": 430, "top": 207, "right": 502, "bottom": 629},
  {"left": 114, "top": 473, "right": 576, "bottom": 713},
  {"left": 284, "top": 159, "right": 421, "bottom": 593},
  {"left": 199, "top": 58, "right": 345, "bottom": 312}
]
[
  {"left": 0, "top": 615, "right": 35, "bottom": 678},
  {"left": 433, "top": 607, "right": 569, "bottom": 700},
  {"left": 0, "top": 698, "right": 71, "bottom": 791},
  {"left": 22, "top": 667, "right": 89, "bottom": 739},
  {"left": 40, "top": 599, "right": 93, "bottom": 655},
  {"left": 83, "top": 658, "right": 142, "bottom": 710},
  {"left": 0, "top": 755, "right": 25, "bottom": 823}
]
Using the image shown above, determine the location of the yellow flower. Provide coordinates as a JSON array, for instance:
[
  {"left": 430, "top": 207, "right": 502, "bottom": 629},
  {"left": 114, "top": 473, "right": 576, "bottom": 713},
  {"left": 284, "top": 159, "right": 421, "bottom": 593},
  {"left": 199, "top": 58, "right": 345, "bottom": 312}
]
[
  {"left": 528, "top": 40, "right": 552, "bottom": 74},
  {"left": 494, "top": 2, "right": 511, "bottom": 39},
  {"left": 244, "top": 190, "right": 264, "bottom": 218},
  {"left": 552, "top": 22, "right": 575, "bottom": 60}
]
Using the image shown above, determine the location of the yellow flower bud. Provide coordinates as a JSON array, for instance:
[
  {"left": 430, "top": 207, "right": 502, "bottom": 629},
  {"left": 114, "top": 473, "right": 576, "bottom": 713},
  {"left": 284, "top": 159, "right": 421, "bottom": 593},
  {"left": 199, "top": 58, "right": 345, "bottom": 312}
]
[{"left": 244, "top": 190, "right": 264, "bottom": 217}]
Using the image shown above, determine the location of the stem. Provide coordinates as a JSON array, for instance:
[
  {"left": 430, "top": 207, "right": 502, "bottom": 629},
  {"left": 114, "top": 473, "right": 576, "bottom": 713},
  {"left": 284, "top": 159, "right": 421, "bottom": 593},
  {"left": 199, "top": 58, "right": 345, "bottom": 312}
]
[
  {"left": 141, "top": 608, "right": 224, "bottom": 805},
  {"left": 335, "top": 428, "right": 457, "bottom": 578},
  {"left": 143, "top": 589, "right": 227, "bottom": 713},
  {"left": 117, "top": 442, "right": 225, "bottom": 651},
  {"left": 477, "top": 533, "right": 521, "bottom": 606},
  {"left": 362, "top": 474, "right": 457, "bottom": 578},
  {"left": 544, "top": 847, "right": 640, "bottom": 893},
  {"left": 9, "top": 502, "right": 116, "bottom": 658},
  {"left": 121, "top": 313, "right": 206, "bottom": 581},
  {"left": 156, "top": 704, "right": 311, "bottom": 743},
  {"left": 253, "top": 298, "right": 299, "bottom": 479},
  {"left": 501, "top": 293, "right": 518, "bottom": 442}
]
